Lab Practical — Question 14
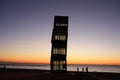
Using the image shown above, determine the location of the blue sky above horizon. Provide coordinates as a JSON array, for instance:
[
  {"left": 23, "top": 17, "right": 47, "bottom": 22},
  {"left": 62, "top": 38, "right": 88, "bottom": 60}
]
[{"left": 0, "top": 0, "right": 120, "bottom": 65}]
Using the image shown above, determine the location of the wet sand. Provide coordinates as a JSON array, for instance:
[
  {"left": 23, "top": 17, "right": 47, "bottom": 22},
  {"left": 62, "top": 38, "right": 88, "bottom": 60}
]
[{"left": 0, "top": 68, "right": 120, "bottom": 80}]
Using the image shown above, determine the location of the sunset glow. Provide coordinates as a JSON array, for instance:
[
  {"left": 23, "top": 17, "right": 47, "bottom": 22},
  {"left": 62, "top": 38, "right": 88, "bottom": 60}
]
[{"left": 0, "top": 0, "right": 120, "bottom": 65}]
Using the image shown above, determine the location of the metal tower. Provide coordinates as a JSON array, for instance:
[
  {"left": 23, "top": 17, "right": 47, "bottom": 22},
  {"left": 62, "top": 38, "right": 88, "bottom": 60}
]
[{"left": 50, "top": 16, "right": 68, "bottom": 72}]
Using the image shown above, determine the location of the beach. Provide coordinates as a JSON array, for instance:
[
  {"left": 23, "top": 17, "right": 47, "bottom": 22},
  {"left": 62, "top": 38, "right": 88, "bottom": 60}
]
[{"left": 0, "top": 68, "right": 120, "bottom": 80}]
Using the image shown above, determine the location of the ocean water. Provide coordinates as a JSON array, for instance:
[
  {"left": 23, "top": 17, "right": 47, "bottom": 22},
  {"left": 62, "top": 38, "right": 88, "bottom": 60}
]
[{"left": 0, "top": 63, "right": 120, "bottom": 73}]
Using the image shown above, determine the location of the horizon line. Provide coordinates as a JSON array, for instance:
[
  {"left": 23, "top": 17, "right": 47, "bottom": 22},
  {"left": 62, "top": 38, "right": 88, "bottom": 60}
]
[{"left": 0, "top": 61, "right": 120, "bottom": 66}]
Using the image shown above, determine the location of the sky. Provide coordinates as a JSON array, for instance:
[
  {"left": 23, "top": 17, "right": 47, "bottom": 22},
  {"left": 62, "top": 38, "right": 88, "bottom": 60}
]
[{"left": 0, "top": 0, "right": 120, "bottom": 65}]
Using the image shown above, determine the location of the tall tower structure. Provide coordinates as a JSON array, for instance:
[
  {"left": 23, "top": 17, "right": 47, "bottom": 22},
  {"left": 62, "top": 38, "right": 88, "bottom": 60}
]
[{"left": 51, "top": 16, "right": 68, "bottom": 72}]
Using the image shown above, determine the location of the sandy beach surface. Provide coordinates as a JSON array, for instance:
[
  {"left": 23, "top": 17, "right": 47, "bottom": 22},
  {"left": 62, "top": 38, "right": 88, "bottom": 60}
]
[{"left": 0, "top": 68, "right": 120, "bottom": 80}]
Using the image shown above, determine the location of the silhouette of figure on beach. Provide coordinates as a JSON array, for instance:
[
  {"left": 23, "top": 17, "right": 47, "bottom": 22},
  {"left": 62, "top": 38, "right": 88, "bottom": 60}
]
[
  {"left": 86, "top": 67, "right": 88, "bottom": 72},
  {"left": 3, "top": 65, "right": 6, "bottom": 69},
  {"left": 82, "top": 67, "right": 84, "bottom": 72},
  {"left": 77, "top": 67, "right": 79, "bottom": 72}
]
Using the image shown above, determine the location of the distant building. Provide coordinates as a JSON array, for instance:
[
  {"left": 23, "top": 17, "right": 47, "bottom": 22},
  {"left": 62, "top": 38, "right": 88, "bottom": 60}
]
[{"left": 50, "top": 16, "right": 68, "bottom": 72}]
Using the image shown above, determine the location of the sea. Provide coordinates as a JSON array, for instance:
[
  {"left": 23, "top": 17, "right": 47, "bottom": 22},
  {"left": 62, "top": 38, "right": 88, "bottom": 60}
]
[{"left": 0, "top": 63, "right": 120, "bottom": 73}]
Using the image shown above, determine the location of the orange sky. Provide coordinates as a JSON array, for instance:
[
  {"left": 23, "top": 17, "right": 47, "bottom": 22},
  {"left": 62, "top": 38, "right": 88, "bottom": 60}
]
[
  {"left": 0, "top": 33, "right": 120, "bottom": 65},
  {"left": 0, "top": 47, "right": 120, "bottom": 65}
]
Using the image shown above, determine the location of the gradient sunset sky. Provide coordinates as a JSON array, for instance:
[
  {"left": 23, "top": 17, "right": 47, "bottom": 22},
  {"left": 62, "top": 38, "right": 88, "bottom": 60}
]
[{"left": 0, "top": 0, "right": 120, "bottom": 65}]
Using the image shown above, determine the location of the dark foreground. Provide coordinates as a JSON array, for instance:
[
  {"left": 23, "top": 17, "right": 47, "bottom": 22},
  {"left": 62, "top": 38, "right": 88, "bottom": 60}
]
[{"left": 0, "top": 68, "right": 120, "bottom": 80}]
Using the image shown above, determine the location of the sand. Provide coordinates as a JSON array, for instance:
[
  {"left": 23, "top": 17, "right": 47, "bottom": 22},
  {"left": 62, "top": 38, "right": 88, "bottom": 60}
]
[{"left": 0, "top": 68, "right": 120, "bottom": 80}]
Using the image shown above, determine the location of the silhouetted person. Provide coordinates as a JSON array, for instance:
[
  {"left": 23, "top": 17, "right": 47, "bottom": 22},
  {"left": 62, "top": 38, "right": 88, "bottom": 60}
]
[
  {"left": 77, "top": 67, "right": 79, "bottom": 72},
  {"left": 82, "top": 67, "right": 84, "bottom": 72},
  {"left": 86, "top": 67, "right": 88, "bottom": 72},
  {"left": 3, "top": 65, "right": 6, "bottom": 69}
]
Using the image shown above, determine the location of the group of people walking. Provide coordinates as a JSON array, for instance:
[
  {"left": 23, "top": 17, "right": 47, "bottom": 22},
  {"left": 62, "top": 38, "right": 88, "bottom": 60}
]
[{"left": 77, "top": 67, "right": 88, "bottom": 72}]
